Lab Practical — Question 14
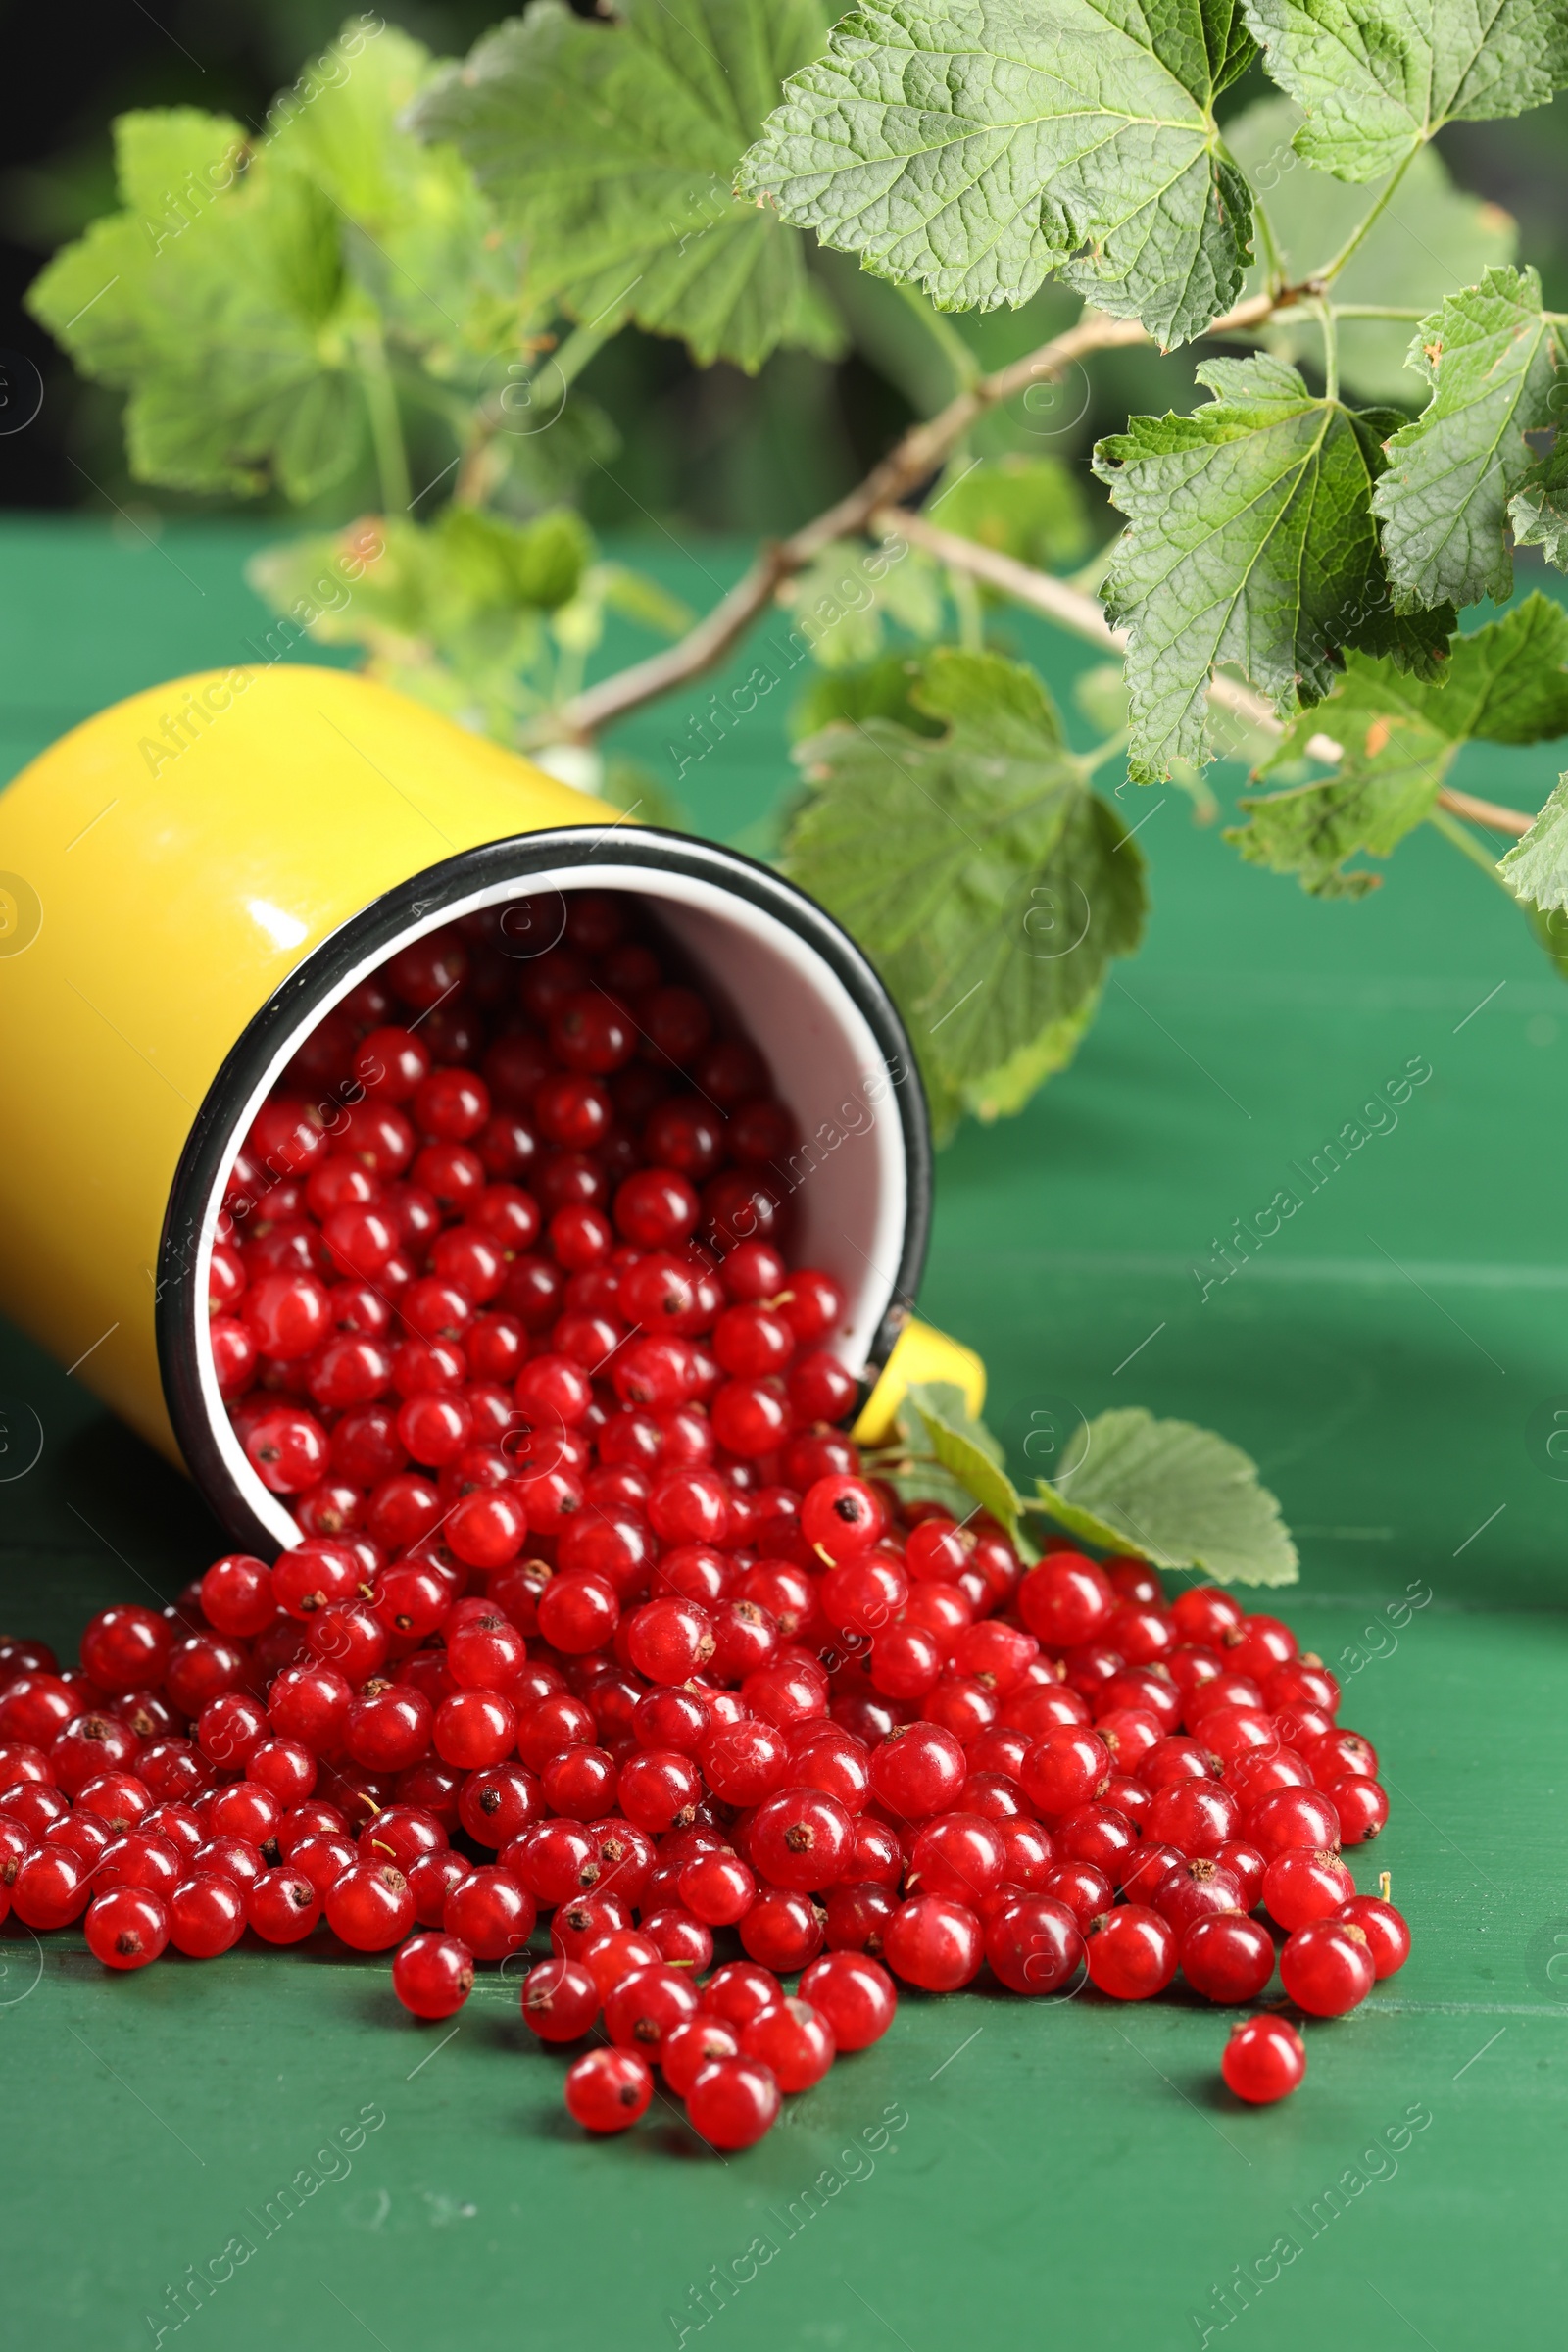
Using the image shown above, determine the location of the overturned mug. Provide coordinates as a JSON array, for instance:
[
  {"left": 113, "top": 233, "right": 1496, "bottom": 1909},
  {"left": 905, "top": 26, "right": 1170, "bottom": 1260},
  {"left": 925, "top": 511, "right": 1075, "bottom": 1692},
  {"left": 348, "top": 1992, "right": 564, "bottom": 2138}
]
[{"left": 0, "top": 663, "right": 981, "bottom": 1552}]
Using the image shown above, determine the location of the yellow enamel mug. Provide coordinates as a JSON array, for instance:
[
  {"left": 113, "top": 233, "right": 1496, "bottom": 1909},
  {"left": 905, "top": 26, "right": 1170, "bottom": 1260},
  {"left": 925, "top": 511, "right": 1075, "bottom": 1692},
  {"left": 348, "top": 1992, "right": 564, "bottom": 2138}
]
[{"left": 0, "top": 662, "right": 982, "bottom": 1553}]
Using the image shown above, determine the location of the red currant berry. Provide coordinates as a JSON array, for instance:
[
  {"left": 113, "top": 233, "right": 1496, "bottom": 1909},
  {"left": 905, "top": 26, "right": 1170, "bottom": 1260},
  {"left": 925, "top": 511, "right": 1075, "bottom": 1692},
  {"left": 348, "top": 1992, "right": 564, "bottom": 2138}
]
[
  {"left": 520, "top": 1955, "right": 600, "bottom": 2042},
  {"left": 1021, "top": 1727, "right": 1111, "bottom": 1819},
  {"left": 1329, "top": 1776, "right": 1389, "bottom": 1844},
  {"left": 443, "top": 1866, "right": 535, "bottom": 1962},
  {"left": 1018, "top": 1553, "right": 1115, "bottom": 1648},
  {"left": 797, "top": 1952, "right": 897, "bottom": 2049},
  {"left": 1152, "top": 1855, "right": 1245, "bottom": 1935},
  {"left": 686, "top": 2057, "right": 780, "bottom": 2150},
  {"left": 169, "top": 1873, "right": 247, "bottom": 1959},
  {"left": 1180, "top": 1912, "right": 1276, "bottom": 2003},
  {"left": 1143, "top": 1779, "right": 1239, "bottom": 1858},
  {"left": 1279, "top": 1918, "right": 1376, "bottom": 2015},
  {"left": 1336, "top": 1890, "right": 1410, "bottom": 1979},
  {"left": 80, "top": 1605, "right": 172, "bottom": 1693},
  {"left": 604, "top": 1961, "right": 702, "bottom": 2059},
  {"left": 564, "top": 2046, "right": 654, "bottom": 2134},
  {"left": 1084, "top": 1902, "right": 1177, "bottom": 1999},
  {"left": 984, "top": 1896, "right": 1085, "bottom": 1994},
  {"left": 699, "top": 1960, "right": 781, "bottom": 2031},
  {"left": 199, "top": 1554, "right": 277, "bottom": 1639},
  {"left": 883, "top": 1894, "right": 983, "bottom": 1992},
  {"left": 678, "top": 1849, "right": 757, "bottom": 1927},
  {"left": 748, "top": 1787, "right": 854, "bottom": 1891},
  {"left": 868, "top": 1724, "right": 966, "bottom": 1822},
  {"left": 1222, "top": 2013, "right": 1306, "bottom": 2102},
  {"left": 85, "top": 1886, "right": 169, "bottom": 1970},
  {"left": 662, "top": 2016, "right": 742, "bottom": 2098},
  {"left": 739, "top": 1888, "right": 826, "bottom": 1974},
  {"left": 326, "top": 1862, "right": 415, "bottom": 1951},
  {"left": 1262, "top": 1846, "right": 1354, "bottom": 1932},
  {"left": 248, "top": 1868, "right": 323, "bottom": 1944}
]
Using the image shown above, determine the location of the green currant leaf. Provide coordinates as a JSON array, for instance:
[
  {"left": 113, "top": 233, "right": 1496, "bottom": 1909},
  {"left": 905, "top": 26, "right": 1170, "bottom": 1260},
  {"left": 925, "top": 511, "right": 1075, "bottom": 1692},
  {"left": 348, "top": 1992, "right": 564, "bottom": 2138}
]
[
  {"left": 246, "top": 505, "right": 621, "bottom": 748},
  {"left": 789, "top": 652, "right": 943, "bottom": 742},
  {"left": 1224, "top": 95, "right": 1517, "bottom": 402},
  {"left": 784, "top": 647, "right": 1147, "bottom": 1139},
  {"left": 1241, "top": 0, "right": 1568, "bottom": 183},
  {"left": 1499, "top": 773, "right": 1568, "bottom": 914},
  {"left": 26, "top": 109, "right": 360, "bottom": 500},
  {"left": 25, "top": 25, "right": 519, "bottom": 506},
  {"left": 1510, "top": 443, "right": 1568, "bottom": 571},
  {"left": 1371, "top": 267, "right": 1562, "bottom": 612},
  {"left": 1227, "top": 594, "right": 1568, "bottom": 894},
  {"left": 266, "top": 24, "right": 520, "bottom": 355},
  {"left": 737, "top": 0, "right": 1256, "bottom": 348},
  {"left": 1229, "top": 698, "right": 1454, "bottom": 896},
  {"left": 1033, "top": 1408, "right": 1298, "bottom": 1585},
  {"left": 411, "top": 0, "right": 841, "bottom": 373},
  {"left": 902, "top": 1382, "right": 1024, "bottom": 1541},
  {"left": 1093, "top": 353, "right": 1446, "bottom": 784},
  {"left": 1425, "top": 592, "right": 1568, "bottom": 743}
]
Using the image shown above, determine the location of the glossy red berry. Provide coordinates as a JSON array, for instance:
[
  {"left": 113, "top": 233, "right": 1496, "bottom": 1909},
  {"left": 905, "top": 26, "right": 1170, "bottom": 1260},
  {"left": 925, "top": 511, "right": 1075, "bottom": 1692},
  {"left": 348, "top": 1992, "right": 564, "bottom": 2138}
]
[
  {"left": 1222, "top": 2013, "right": 1306, "bottom": 2102},
  {"left": 80, "top": 1605, "right": 172, "bottom": 1693},
  {"left": 326, "top": 1862, "right": 415, "bottom": 1951},
  {"left": 85, "top": 1886, "right": 169, "bottom": 1969},
  {"left": 1280, "top": 1918, "right": 1376, "bottom": 2015},
  {"left": 984, "top": 1896, "right": 1085, "bottom": 1994},
  {"left": 686, "top": 2057, "right": 780, "bottom": 2150},
  {"left": 1330, "top": 1775, "right": 1389, "bottom": 1844},
  {"left": 564, "top": 2046, "right": 653, "bottom": 2133},
  {"left": 677, "top": 1849, "right": 757, "bottom": 1927},
  {"left": 1021, "top": 1727, "right": 1110, "bottom": 1819},
  {"left": 700, "top": 1960, "right": 782, "bottom": 2032},
  {"left": 12, "top": 1846, "right": 91, "bottom": 1929},
  {"left": 1336, "top": 1890, "right": 1410, "bottom": 1978},
  {"left": 662, "top": 2016, "right": 742, "bottom": 2098},
  {"left": 1245, "top": 1784, "right": 1341, "bottom": 1861},
  {"left": 1144, "top": 1778, "right": 1239, "bottom": 1858},
  {"left": 748, "top": 1787, "right": 854, "bottom": 1891},
  {"left": 1262, "top": 1846, "right": 1355, "bottom": 1932},
  {"left": 868, "top": 1723, "right": 966, "bottom": 1822},
  {"left": 169, "top": 1873, "right": 247, "bottom": 1959},
  {"left": 604, "top": 1961, "right": 702, "bottom": 2059},
  {"left": 1152, "top": 1856, "right": 1245, "bottom": 1935},
  {"left": 248, "top": 1868, "right": 323, "bottom": 1945},
  {"left": 393, "top": 1932, "right": 475, "bottom": 2020},
  {"left": 883, "top": 1894, "right": 984, "bottom": 1992},
  {"left": 1018, "top": 1553, "right": 1115, "bottom": 1648},
  {"left": 443, "top": 1867, "right": 535, "bottom": 1962},
  {"left": 1180, "top": 1912, "right": 1276, "bottom": 2003},
  {"left": 798, "top": 1951, "right": 897, "bottom": 2049},
  {"left": 739, "top": 1888, "right": 826, "bottom": 1974},
  {"left": 1085, "top": 1903, "right": 1177, "bottom": 1999},
  {"left": 741, "top": 1996, "right": 835, "bottom": 2091},
  {"left": 519, "top": 1956, "right": 600, "bottom": 2043}
]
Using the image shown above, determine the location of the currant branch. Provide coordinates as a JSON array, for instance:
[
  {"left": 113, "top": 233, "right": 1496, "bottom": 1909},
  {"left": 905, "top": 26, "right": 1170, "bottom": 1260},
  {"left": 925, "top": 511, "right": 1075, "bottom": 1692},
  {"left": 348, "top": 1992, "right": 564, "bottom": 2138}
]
[{"left": 555, "top": 295, "right": 1298, "bottom": 741}]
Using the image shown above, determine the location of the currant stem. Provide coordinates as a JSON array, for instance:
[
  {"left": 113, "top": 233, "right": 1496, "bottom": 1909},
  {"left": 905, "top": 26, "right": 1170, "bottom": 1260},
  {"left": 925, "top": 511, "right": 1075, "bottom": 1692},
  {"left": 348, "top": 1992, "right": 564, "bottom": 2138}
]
[
  {"left": 896, "top": 279, "right": 982, "bottom": 393},
  {"left": 357, "top": 325, "right": 413, "bottom": 516},
  {"left": 1312, "top": 143, "right": 1420, "bottom": 287},
  {"left": 1427, "top": 805, "right": 1519, "bottom": 885},
  {"left": 1316, "top": 299, "right": 1339, "bottom": 404}
]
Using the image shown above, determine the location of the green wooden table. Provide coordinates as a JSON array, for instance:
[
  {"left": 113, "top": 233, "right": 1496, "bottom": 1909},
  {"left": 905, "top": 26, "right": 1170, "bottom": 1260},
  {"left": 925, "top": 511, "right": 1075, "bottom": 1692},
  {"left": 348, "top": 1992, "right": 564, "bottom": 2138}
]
[{"left": 2, "top": 518, "right": 1564, "bottom": 2352}]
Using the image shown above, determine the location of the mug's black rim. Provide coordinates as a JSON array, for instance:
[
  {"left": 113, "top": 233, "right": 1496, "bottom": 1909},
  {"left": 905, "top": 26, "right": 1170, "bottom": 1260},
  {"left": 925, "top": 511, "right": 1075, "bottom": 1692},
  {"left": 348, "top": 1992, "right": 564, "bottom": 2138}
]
[{"left": 158, "top": 825, "right": 933, "bottom": 1556}]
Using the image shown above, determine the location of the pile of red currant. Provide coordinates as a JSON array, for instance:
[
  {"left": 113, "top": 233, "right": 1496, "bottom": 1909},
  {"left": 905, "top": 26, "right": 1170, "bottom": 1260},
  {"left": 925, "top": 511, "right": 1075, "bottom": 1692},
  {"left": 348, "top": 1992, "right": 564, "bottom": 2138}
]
[{"left": 0, "top": 892, "right": 1408, "bottom": 2139}]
